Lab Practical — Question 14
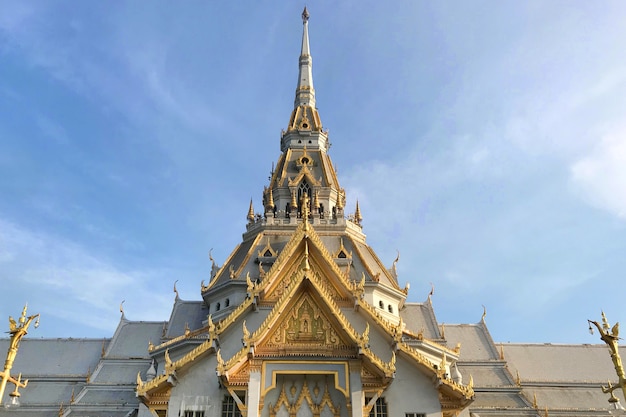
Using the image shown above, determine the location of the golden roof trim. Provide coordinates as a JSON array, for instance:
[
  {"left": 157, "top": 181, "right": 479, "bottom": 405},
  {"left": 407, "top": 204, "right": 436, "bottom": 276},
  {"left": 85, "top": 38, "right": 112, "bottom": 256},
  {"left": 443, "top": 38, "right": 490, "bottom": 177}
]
[
  {"left": 217, "top": 261, "right": 392, "bottom": 379},
  {"left": 137, "top": 336, "right": 215, "bottom": 396},
  {"left": 203, "top": 242, "right": 243, "bottom": 292},
  {"left": 352, "top": 241, "right": 402, "bottom": 291},
  {"left": 397, "top": 342, "right": 474, "bottom": 402}
]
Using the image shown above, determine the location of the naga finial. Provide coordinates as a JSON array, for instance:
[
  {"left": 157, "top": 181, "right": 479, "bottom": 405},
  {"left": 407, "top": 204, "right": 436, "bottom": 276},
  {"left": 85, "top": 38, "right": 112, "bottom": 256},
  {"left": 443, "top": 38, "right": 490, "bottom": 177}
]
[
  {"left": 242, "top": 320, "right": 250, "bottom": 344},
  {"left": 303, "top": 241, "right": 311, "bottom": 271}
]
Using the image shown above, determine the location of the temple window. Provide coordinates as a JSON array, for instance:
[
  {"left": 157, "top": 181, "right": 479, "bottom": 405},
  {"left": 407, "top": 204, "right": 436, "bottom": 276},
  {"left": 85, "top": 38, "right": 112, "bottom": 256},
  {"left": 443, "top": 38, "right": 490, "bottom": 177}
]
[
  {"left": 366, "top": 397, "right": 388, "bottom": 417},
  {"left": 388, "top": 305, "right": 393, "bottom": 313},
  {"left": 216, "top": 302, "right": 221, "bottom": 311},
  {"left": 379, "top": 300, "right": 384, "bottom": 309},
  {"left": 225, "top": 298, "right": 230, "bottom": 307},
  {"left": 297, "top": 181, "right": 312, "bottom": 214},
  {"left": 222, "top": 395, "right": 243, "bottom": 417},
  {"left": 184, "top": 411, "right": 205, "bottom": 417}
]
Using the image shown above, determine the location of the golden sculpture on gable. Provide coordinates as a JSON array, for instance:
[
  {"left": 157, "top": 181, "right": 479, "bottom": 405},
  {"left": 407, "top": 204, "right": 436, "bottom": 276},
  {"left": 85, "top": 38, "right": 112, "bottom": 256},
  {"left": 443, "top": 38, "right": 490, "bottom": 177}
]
[{"left": 270, "top": 294, "right": 339, "bottom": 347}]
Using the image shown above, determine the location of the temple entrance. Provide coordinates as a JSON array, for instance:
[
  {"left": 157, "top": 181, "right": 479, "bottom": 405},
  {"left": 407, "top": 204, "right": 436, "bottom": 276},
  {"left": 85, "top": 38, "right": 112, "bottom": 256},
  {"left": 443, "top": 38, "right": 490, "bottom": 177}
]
[{"left": 265, "top": 374, "right": 346, "bottom": 417}]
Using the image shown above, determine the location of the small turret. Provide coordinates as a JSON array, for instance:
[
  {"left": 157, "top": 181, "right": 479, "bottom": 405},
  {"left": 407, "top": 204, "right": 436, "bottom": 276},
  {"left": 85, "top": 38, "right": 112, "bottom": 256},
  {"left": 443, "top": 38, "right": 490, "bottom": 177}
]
[
  {"left": 247, "top": 199, "right": 255, "bottom": 223},
  {"left": 354, "top": 200, "right": 363, "bottom": 226}
]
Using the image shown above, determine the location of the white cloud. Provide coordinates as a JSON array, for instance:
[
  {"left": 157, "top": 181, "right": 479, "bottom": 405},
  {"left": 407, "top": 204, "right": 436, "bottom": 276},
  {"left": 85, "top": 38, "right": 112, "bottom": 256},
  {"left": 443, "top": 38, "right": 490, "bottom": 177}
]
[
  {"left": 570, "top": 128, "right": 626, "bottom": 218},
  {"left": 0, "top": 218, "right": 172, "bottom": 336}
]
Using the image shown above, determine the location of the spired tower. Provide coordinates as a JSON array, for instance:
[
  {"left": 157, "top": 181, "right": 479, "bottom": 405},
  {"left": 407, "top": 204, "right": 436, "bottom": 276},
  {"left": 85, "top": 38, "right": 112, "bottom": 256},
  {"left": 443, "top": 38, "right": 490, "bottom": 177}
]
[{"left": 136, "top": 9, "right": 474, "bottom": 417}]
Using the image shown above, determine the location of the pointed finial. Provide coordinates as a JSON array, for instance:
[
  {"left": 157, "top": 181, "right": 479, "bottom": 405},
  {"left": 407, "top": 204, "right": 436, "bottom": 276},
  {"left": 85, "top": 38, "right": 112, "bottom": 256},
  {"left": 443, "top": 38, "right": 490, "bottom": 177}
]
[
  {"left": 207, "top": 314, "right": 216, "bottom": 335},
  {"left": 336, "top": 189, "right": 344, "bottom": 210},
  {"left": 440, "top": 353, "right": 448, "bottom": 376},
  {"left": 291, "top": 190, "right": 298, "bottom": 209},
  {"left": 19, "top": 303, "right": 28, "bottom": 324},
  {"left": 601, "top": 311, "right": 612, "bottom": 333},
  {"left": 302, "top": 191, "right": 310, "bottom": 223},
  {"left": 268, "top": 187, "right": 275, "bottom": 209},
  {"left": 303, "top": 241, "right": 311, "bottom": 271},
  {"left": 242, "top": 320, "right": 250, "bottom": 344},
  {"left": 361, "top": 323, "right": 370, "bottom": 347},
  {"left": 247, "top": 272, "right": 254, "bottom": 293},
  {"left": 209, "top": 248, "right": 216, "bottom": 267},
  {"left": 247, "top": 199, "right": 255, "bottom": 223},
  {"left": 428, "top": 282, "right": 435, "bottom": 302},
  {"left": 217, "top": 349, "right": 225, "bottom": 370},
  {"left": 391, "top": 250, "right": 400, "bottom": 278},
  {"left": 354, "top": 200, "right": 362, "bottom": 225},
  {"left": 164, "top": 348, "right": 172, "bottom": 371},
  {"left": 302, "top": 6, "right": 309, "bottom": 22}
]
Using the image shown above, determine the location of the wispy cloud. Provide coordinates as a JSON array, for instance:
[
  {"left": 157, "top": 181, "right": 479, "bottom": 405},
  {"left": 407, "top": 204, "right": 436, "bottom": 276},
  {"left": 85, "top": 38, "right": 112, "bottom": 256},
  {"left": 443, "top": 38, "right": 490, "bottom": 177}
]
[
  {"left": 0, "top": 218, "right": 172, "bottom": 336},
  {"left": 570, "top": 127, "right": 626, "bottom": 218}
]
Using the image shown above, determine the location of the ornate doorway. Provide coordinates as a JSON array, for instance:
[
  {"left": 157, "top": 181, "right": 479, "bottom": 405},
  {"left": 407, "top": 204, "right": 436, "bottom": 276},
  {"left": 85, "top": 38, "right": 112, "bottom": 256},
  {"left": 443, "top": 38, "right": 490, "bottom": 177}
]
[{"left": 266, "top": 374, "right": 345, "bottom": 417}]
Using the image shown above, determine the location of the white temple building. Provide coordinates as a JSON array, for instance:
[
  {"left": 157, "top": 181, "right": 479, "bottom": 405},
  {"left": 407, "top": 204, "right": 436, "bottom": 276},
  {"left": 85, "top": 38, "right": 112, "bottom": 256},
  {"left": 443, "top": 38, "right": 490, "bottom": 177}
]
[{"left": 0, "top": 8, "right": 623, "bottom": 417}]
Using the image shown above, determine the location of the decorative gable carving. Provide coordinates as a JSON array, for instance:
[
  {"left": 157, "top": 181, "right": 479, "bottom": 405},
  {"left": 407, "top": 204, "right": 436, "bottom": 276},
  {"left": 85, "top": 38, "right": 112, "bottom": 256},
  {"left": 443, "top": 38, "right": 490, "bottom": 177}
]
[
  {"left": 257, "top": 236, "right": 279, "bottom": 259},
  {"left": 332, "top": 238, "right": 352, "bottom": 261},
  {"left": 258, "top": 291, "right": 352, "bottom": 355}
]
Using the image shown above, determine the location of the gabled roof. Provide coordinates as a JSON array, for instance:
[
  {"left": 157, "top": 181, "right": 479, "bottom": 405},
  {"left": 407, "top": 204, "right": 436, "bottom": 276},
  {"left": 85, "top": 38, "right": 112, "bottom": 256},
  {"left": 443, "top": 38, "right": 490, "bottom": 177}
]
[{"left": 139, "top": 221, "right": 474, "bottom": 410}]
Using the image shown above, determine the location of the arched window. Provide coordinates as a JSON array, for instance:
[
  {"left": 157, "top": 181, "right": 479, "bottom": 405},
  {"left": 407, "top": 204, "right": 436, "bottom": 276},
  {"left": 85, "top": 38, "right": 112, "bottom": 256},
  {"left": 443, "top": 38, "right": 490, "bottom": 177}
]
[
  {"left": 379, "top": 300, "right": 384, "bottom": 309},
  {"left": 216, "top": 302, "right": 221, "bottom": 311},
  {"left": 388, "top": 305, "right": 393, "bottom": 313},
  {"left": 225, "top": 298, "right": 230, "bottom": 307},
  {"left": 297, "top": 181, "right": 312, "bottom": 216}
]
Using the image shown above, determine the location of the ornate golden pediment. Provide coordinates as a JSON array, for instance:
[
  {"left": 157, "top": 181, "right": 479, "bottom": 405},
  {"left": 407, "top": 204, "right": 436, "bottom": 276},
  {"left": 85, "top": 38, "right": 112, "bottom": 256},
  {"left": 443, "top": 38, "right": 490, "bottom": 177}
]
[{"left": 259, "top": 291, "right": 353, "bottom": 354}]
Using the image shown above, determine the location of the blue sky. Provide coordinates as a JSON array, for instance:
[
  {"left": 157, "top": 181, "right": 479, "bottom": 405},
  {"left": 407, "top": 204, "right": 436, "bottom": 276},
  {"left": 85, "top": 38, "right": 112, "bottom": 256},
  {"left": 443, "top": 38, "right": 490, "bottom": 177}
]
[{"left": 1, "top": 1, "right": 625, "bottom": 344}]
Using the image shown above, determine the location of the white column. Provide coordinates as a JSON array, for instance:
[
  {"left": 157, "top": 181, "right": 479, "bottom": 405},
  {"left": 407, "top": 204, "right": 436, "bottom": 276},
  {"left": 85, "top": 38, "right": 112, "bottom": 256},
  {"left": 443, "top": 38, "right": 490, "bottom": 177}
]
[
  {"left": 248, "top": 369, "right": 262, "bottom": 417},
  {"left": 349, "top": 364, "right": 363, "bottom": 417}
]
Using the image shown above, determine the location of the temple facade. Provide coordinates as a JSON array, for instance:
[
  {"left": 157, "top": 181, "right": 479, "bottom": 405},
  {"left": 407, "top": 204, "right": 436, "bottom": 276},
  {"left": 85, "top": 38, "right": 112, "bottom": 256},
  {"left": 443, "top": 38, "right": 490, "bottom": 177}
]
[{"left": 0, "top": 8, "right": 623, "bottom": 417}]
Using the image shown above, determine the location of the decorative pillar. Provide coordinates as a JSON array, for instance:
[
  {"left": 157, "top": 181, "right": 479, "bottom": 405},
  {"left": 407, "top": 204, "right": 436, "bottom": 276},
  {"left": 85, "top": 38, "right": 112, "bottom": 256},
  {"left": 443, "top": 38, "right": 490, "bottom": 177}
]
[
  {"left": 248, "top": 363, "right": 262, "bottom": 417},
  {"left": 349, "top": 361, "right": 363, "bottom": 417}
]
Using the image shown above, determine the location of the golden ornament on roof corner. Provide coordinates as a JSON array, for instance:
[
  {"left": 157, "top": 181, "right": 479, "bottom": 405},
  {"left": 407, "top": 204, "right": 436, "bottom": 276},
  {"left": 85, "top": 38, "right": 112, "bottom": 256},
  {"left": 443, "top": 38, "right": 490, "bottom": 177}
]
[
  {"left": 0, "top": 304, "right": 40, "bottom": 407},
  {"left": 588, "top": 312, "right": 626, "bottom": 410}
]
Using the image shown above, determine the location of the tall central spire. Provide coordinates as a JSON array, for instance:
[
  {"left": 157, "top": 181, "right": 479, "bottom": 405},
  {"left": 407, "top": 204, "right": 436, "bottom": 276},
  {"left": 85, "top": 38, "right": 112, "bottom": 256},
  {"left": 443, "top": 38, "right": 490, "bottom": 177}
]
[
  {"left": 295, "top": 6, "right": 315, "bottom": 108},
  {"left": 283, "top": 7, "right": 326, "bottom": 152}
]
